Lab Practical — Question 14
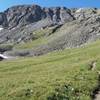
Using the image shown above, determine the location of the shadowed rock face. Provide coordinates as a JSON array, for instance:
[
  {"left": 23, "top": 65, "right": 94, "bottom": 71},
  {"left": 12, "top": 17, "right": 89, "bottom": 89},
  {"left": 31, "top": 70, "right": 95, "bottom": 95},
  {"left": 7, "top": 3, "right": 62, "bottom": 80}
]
[
  {"left": 0, "top": 4, "right": 100, "bottom": 57},
  {"left": 4, "top": 5, "right": 44, "bottom": 28},
  {"left": 0, "top": 4, "right": 75, "bottom": 44},
  {"left": 0, "top": 5, "right": 74, "bottom": 29},
  {"left": 0, "top": 13, "right": 8, "bottom": 27}
]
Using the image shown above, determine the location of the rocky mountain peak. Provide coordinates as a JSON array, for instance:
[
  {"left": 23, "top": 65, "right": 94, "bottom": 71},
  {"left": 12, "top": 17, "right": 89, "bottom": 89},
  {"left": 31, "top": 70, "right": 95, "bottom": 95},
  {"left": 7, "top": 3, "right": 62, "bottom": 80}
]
[{"left": 0, "top": 4, "right": 75, "bottom": 29}]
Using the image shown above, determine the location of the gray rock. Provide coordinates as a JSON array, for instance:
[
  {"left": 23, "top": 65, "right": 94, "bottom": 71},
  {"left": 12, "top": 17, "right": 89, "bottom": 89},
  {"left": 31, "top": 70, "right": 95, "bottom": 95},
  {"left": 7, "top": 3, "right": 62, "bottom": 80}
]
[
  {"left": 0, "top": 13, "right": 8, "bottom": 27},
  {"left": 0, "top": 4, "right": 75, "bottom": 29}
]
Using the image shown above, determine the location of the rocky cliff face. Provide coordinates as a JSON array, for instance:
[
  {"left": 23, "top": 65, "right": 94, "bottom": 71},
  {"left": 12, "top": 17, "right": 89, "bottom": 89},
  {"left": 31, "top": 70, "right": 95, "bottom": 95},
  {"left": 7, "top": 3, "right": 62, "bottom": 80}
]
[
  {"left": 0, "top": 4, "right": 100, "bottom": 56},
  {"left": 0, "top": 4, "right": 75, "bottom": 29}
]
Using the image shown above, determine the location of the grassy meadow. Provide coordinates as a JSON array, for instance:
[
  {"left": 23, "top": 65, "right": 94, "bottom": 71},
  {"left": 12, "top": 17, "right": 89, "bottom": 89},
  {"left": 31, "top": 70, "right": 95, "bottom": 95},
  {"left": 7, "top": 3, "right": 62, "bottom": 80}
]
[{"left": 0, "top": 40, "right": 100, "bottom": 100}]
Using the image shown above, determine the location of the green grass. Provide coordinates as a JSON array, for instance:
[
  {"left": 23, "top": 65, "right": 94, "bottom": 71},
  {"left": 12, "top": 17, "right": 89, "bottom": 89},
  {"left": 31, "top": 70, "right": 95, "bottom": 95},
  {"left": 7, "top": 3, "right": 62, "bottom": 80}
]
[
  {"left": 14, "top": 37, "right": 47, "bottom": 49},
  {"left": 14, "top": 27, "right": 54, "bottom": 50},
  {"left": 33, "top": 27, "right": 54, "bottom": 38},
  {"left": 0, "top": 40, "right": 100, "bottom": 100}
]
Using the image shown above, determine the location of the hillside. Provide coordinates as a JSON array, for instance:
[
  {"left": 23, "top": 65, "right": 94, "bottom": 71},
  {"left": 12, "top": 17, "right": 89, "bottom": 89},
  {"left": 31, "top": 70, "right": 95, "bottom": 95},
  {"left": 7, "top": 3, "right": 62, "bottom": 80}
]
[
  {"left": 0, "top": 40, "right": 100, "bottom": 100},
  {"left": 0, "top": 5, "right": 100, "bottom": 57}
]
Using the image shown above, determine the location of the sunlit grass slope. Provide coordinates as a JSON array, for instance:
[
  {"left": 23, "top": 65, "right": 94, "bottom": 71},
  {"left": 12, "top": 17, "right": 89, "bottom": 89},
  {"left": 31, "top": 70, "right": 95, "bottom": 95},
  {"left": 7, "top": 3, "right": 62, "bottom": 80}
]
[
  {"left": 14, "top": 27, "right": 54, "bottom": 50},
  {"left": 0, "top": 40, "right": 100, "bottom": 100}
]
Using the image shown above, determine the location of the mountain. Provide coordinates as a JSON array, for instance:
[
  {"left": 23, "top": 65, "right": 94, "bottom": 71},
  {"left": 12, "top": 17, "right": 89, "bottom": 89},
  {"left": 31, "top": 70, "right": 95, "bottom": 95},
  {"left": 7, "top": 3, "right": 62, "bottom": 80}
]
[
  {"left": 0, "top": 4, "right": 74, "bottom": 29},
  {"left": 0, "top": 4, "right": 100, "bottom": 100},
  {"left": 0, "top": 4, "right": 100, "bottom": 57}
]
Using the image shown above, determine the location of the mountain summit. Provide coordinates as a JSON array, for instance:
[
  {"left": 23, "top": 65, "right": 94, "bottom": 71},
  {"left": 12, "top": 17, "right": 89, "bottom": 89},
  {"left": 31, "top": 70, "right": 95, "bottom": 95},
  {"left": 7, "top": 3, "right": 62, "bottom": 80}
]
[{"left": 0, "top": 4, "right": 75, "bottom": 28}]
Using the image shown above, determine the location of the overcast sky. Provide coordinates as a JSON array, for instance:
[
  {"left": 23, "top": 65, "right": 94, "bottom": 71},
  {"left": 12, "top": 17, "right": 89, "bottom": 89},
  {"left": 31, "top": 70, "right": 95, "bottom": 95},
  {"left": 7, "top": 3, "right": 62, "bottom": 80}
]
[{"left": 0, "top": 0, "right": 100, "bottom": 12}]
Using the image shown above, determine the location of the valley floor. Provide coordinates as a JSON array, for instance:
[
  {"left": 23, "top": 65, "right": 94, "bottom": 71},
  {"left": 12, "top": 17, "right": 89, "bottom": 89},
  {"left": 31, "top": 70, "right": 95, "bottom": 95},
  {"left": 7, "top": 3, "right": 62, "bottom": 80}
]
[{"left": 0, "top": 40, "right": 100, "bottom": 100}]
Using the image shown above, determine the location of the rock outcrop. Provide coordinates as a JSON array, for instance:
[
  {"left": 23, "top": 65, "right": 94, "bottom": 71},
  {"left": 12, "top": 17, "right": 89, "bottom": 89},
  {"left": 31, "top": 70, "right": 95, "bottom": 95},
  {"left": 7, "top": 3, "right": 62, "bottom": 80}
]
[{"left": 0, "top": 5, "right": 74, "bottom": 29}]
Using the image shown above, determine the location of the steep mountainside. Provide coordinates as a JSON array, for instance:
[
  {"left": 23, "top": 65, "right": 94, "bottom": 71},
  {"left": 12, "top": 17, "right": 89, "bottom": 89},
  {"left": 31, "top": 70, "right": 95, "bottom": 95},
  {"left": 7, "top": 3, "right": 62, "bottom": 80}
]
[
  {"left": 0, "top": 4, "right": 100, "bottom": 56},
  {"left": 0, "top": 5, "right": 74, "bottom": 28}
]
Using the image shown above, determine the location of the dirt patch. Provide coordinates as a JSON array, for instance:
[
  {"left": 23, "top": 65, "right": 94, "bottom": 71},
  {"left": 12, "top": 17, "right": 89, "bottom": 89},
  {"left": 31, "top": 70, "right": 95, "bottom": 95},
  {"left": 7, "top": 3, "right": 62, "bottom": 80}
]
[
  {"left": 94, "top": 91, "right": 100, "bottom": 100},
  {"left": 91, "top": 73, "right": 100, "bottom": 100}
]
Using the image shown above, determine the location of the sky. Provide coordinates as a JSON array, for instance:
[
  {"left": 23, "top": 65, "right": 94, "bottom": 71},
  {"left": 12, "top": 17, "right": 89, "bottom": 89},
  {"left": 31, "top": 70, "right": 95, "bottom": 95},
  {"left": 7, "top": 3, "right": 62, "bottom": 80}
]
[{"left": 0, "top": 0, "right": 100, "bottom": 12}]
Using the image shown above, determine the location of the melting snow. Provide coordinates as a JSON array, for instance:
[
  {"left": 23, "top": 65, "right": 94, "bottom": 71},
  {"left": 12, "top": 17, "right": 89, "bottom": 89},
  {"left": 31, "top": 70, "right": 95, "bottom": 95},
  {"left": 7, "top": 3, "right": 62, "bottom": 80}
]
[
  {"left": 0, "top": 27, "right": 3, "bottom": 31},
  {"left": 0, "top": 54, "right": 8, "bottom": 59}
]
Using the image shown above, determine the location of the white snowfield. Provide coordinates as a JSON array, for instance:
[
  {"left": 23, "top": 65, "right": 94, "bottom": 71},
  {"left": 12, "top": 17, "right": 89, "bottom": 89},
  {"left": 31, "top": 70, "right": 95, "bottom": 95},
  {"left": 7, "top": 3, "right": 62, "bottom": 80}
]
[
  {"left": 76, "top": 8, "right": 84, "bottom": 13},
  {"left": 0, "top": 27, "right": 3, "bottom": 31},
  {"left": 0, "top": 54, "right": 16, "bottom": 60},
  {"left": 0, "top": 54, "right": 9, "bottom": 59},
  {"left": 0, "top": 53, "right": 19, "bottom": 61}
]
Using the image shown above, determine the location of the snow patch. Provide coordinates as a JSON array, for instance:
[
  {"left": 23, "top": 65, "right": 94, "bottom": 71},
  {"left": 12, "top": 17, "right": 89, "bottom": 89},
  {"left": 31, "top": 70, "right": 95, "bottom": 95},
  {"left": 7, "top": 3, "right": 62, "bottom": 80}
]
[
  {"left": 0, "top": 27, "right": 3, "bottom": 31},
  {"left": 76, "top": 8, "right": 84, "bottom": 13},
  {"left": 0, "top": 54, "right": 8, "bottom": 59}
]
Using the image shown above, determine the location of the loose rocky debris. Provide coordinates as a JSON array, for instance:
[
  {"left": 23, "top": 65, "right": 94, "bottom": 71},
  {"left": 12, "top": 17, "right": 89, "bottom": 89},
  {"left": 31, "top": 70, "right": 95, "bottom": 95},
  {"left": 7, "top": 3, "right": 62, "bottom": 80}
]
[
  {"left": 89, "top": 60, "right": 97, "bottom": 71},
  {"left": 94, "top": 91, "right": 100, "bottom": 100},
  {"left": 25, "top": 89, "right": 33, "bottom": 97},
  {"left": 94, "top": 72, "right": 100, "bottom": 100},
  {"left": 91, "top": 71, "right": 100, "bottom": 100}
]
